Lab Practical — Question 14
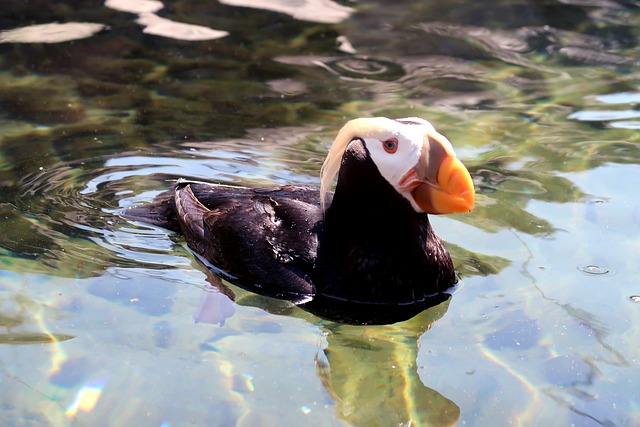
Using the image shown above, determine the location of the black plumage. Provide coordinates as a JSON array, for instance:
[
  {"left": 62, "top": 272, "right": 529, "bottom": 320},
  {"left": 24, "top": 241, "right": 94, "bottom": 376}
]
[
  {"left": 315, "top": 138, "right": 456, "bottom": 304},
  {"left": 124, "top": 117, "right": 474, "bottom": 324}
]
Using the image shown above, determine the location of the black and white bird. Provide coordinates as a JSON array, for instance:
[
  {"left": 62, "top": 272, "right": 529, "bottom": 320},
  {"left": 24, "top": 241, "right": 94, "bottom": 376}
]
[{"left": 124, "top": 117, "right": 475, "bottom": 323}]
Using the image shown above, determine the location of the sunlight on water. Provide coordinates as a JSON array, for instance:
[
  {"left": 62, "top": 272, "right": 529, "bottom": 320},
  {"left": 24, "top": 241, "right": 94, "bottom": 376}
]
[
  {"left": 65, "top": 380, "right": 106, "bottom": 418},
  {"left": 477, "top": 346, "right": 541, "bottom": 427}
]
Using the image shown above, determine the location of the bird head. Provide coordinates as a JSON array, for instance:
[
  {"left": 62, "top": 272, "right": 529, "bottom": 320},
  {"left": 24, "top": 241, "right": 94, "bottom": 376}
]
[{"left": 320, "top": 117, "right": 475, "bottom": 214}]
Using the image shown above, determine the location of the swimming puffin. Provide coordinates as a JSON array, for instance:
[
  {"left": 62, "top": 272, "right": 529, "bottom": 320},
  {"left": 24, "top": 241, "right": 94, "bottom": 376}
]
[{"left": 124, "top": 117, "right": 475, "bottom": 324}]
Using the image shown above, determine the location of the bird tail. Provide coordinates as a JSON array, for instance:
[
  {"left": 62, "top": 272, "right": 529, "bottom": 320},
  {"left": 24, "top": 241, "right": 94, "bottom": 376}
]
[{"left": 121, "top": 190, "right": 180, "bottom": 232}]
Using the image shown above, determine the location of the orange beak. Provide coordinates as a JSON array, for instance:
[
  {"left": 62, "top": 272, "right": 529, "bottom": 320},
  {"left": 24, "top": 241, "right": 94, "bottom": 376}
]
[{"left": 400, "top": 132, "right": 475, "bottom": 214}]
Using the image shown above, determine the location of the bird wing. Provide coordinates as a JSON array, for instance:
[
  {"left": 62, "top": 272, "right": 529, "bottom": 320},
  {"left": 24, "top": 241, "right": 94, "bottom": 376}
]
[{"left": 175, "top": 181, "right": 322, "bottom": 301}]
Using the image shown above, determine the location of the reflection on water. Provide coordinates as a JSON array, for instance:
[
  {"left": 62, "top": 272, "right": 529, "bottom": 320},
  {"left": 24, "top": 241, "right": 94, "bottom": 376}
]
[
  {"left": 1, "top": 0, "right": 640, "bottom": 426},
  {"left": 318, "top": 301, "right": 460, "bottom": 426},
  {"left": 0, "top": 22, "right": 107, "bottom": 43}
]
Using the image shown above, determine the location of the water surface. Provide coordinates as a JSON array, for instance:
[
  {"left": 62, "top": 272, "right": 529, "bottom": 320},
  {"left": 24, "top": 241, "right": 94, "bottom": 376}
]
[{"left": 1, "top": 0, "right": 639, "bottom": 426}]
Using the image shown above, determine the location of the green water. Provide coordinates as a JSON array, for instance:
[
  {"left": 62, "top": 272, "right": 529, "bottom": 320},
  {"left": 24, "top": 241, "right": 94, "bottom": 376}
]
[{"left": 1, "top": 0, "right": 639, "bottom": 426}]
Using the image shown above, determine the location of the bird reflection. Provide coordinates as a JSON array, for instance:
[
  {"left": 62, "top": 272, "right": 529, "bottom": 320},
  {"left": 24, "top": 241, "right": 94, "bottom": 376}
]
[
  {"left": 194, "top": 263, "right": 459, "bottom": 425},
  {"left": 317, "top": 301, "right": 459, "bottom": 426}
]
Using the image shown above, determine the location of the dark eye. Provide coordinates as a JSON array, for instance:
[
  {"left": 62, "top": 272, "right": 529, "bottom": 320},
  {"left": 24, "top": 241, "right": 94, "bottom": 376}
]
[{"left": 382, "top": 138, "right": 398, "bottom": 154}]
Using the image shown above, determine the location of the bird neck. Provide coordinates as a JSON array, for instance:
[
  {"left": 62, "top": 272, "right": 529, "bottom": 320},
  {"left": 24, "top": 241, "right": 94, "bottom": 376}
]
[
  {"left": 315, "top": 140, "right": 456, "bottom": 304},
  {"left": 324, "top": 138, "right": 426, "bottom": 235}
]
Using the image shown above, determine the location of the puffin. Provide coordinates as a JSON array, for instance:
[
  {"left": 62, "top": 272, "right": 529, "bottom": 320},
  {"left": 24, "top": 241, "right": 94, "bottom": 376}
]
[{"left": 124, "top": 117, "right": 475, "bottom": 324}]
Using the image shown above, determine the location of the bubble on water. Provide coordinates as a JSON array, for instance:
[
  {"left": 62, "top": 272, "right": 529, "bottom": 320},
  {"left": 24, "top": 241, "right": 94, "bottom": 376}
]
[{"left": 577, "top": 264, "right": 613, "bottom": 276}]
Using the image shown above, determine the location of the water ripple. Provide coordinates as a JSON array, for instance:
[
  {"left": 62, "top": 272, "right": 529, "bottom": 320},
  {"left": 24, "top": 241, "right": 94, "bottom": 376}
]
[
  {"left": 319, "top": 57, "right": 405, "bottom": 81},
  {"left": 6, "top": 131, "right": 329, "bottom": 279}
]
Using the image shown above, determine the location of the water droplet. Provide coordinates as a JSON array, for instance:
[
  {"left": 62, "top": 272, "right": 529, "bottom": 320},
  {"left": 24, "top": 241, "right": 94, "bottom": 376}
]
[{"left": 578, "top": 264, "right": 611, "bottom": 275}]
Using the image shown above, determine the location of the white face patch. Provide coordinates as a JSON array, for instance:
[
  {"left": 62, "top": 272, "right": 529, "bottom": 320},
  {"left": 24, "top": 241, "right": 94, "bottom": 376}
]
[
  {"left": 360, "top": 119, "right": 435, "bottom": 207},
  {"left": 320, "top": 116, "right": 452, "bottom": 212}
]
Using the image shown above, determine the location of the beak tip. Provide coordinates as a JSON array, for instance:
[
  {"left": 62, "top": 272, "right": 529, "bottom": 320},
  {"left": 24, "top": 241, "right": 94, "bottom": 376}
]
[
  {"left": 446, "top": 162, "right": 475, "bottom": 213},
  {"left": 412, "top": 156, "right": 475, "bottom": 215}
]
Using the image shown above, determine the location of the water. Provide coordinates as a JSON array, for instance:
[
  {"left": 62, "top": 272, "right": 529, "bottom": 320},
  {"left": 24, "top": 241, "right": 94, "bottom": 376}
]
[{"left": 1, "top": 0, "right": 639, "bottom": 425}]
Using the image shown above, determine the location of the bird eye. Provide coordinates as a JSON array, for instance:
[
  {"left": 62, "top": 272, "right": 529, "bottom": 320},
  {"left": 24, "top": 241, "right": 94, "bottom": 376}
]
[{"left": 382, "top": 138, "right": 398, "bottom": 154}]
